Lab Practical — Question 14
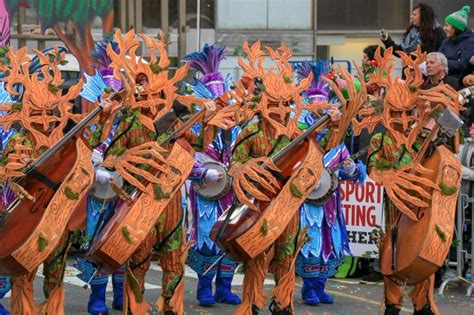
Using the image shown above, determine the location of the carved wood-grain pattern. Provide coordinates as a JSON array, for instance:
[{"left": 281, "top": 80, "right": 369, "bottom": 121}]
[
  {"left": 97, "top": 142, "right": 194, "bottom": 268},
  {"left": 419, "top": 146, "right": 461, "bottom": 265},
  {"left": 235, "top": 141, "right": 323, "bottom": 259},
  {"left": 11, "top": 139, "right": 93, "bottom": 272}
]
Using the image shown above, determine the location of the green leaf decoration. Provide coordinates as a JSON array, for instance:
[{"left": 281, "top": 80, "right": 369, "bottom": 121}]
[
  {"left": 435, "top": 224, "right": 447, "bottom": 242},
  {"left": 162, "top": 227, "right": 182, "bottom": 252},
  {"left": 439, "top": 182, "right": 457, "bottom": 196},
  {"left": 408, "top": 85, "right": 418, "bottom": 93},
  {"left": 256, "top": 82, "right": 266, "bottom": 92},
  {"left": 104, "top": 86, "right": 114, "bottom": 93},
  {"left": 278, "top": 232, "right": 296, "bottom": 259},
  {"left": 12, "top": 102, "right": 23, "bottom": 111},
  {"left": 166, "top": 275, "right": 181, "bottom": 295},
  {"left": 283, "top": 76, "right": 292, "bottom": 84},
  {"left": 38, "top": 233, "right": 49, "bottom": 252},
  {"left": 260, "top": 219, "right": 268, "bottom": 236},
  {"left": 126, "top": 268, "right": 144, "bottom": 302},
  {"left": 109, "top": 146, "right": 126, "bottom": 156},
  {"left": 121, "top": 226, "right": 134, "bottom": 244},
  {"left": 70, "top": 231, "right": 89, "bottom": 245},
  {"left": 374, "top": 158, "right": 392, "bottom": 170},
  {"left": 289, "top": 183, "right": 303, "bottom": 198},
  {"left": 251, "top": 94, "right": 262, "bottom": 103},
  {"left": 48, "top": 83, "right": 60, "bottom": 94},
  {"left": 64, "top": 186, "right": 79, "bottom": 200},
  {"left": 0, "top": 155, "right": 8, "bottom": 167},
  {"left": 150, "top": 63, "right": 162, "bottom": 74},
  {"left": 153, "top": 184, "right": 170, "bottom": 200}
]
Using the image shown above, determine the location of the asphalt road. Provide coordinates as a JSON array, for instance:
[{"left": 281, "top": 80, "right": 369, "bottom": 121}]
[{"left": 3, "top": 261, "right": 474, "bottom": 314}]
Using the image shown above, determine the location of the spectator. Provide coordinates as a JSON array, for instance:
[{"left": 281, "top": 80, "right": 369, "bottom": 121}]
[
  {"left": 439, "top": 6, "right": 474, "bottom": 79},
  {"left": 380, "top": 3, "right": 445, "bottom": 55},
  {"left": 421, "top": 52, "right": 461, "bottom": 90},
  {"left": 362, "top": 45, "right": 385, "bottom": 85},
  {"left": 459, "top": 56, "right": 474, "bottom": 137},
  {"left": 460, "top": 55, "right": 474, "bottom": 86}
]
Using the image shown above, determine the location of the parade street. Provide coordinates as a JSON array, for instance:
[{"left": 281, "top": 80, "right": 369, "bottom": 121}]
[{"left": 3, "top": 261, "right": 473, "bottom": 314}]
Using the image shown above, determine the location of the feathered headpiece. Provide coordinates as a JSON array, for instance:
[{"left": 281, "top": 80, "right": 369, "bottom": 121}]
[
  {"left": 295, "top": 60, "right": 331, "bottom": 102},
  {"left": 91, "top": 36, "right": 123, "bottom": 91},
  {"left": 184, "top": 44, "right": 226, "bottom": 97}
]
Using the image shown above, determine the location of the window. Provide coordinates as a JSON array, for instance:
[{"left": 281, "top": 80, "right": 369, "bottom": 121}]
[
  {"left": 420, "top": 0, "right": 472, "bottom": 25},
  {"left": 317, "top": 0, "right": 410, "bottom": 31},
  {"left": 217, "top": 0, "right": 312, "bottom": 30},
  {"left": 170, "top": 0, "right": 215, "bottom": 28}
]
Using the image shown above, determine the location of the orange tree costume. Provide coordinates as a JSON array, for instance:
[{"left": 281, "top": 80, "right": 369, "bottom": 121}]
[
  {"left": 213, "top": 41, "right": 363, "bottom": 315},
  {"left": 0, "top": 46, "right": 95, "bottom": 315},
  {"left": 353, "top": 47, "right": 464, "bottom": 315},
  {"left": 85, "top": 30, "right": 247, "bottom": 315}
]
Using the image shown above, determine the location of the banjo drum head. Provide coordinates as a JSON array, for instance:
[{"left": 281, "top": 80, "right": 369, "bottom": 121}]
[
  {"left": 306, "top": 168, "right": 332, "bottom": 203},
  {"left": 195, "top": 161, "right": 231, "bottom": 200}
]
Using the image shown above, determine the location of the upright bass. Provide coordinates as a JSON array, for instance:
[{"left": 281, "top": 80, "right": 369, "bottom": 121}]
[
  {"left": 211, "top": 111, "right": 335, "bottom": 262},
  {"left": 0, "top": 105, "right": 110, "bottom": 275},
  {"left": 380, "top": 108, "right": 463, "bottom": 285},
  {"left": 87, "top": 109, "right": 205, "bottom": 272}
]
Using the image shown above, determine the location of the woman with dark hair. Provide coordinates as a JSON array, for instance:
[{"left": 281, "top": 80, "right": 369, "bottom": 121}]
[
  {"left": 380, "top": 3, "right": 445, "bottom": 55},
  {"left": 439, "top": 6, "right": 474, "bottom": 79}
]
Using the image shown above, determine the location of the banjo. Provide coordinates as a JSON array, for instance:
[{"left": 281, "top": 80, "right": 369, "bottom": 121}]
[
  {"left": 193, "top": 160, "right": 232, "bottom": 200},
  {"left": 307, "top": 146, "right": 368, "bottom": 205},
  {"left": 91, "top": 167, "right": 124, "bottom": 202},
  {"left": 193, "top": 128, "right": 234, "bottom": 201}
]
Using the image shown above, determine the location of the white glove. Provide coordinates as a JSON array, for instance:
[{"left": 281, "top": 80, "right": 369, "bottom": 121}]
[
  {"left": 343, "top": 163, "right": 356, "bottom": 175},
  {"left": 205, "top": 169, "right": 222, "bottom": 183},
  {"left": 95, "top": 169, "right": 112, "bottom": 184},
  {"left": 92, "top": 149, "right": 104, "bottom": 166}
]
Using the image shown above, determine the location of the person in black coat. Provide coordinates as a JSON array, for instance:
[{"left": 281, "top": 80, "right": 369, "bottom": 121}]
[
  {"left": 380, "top": 3, "right": 445, "bottom": 55},
  {"left": 460, "top": 55, "right": 474, "bottom": 84},
  {"left": 439, "top": 6, "right": 474, "bottom": 79},
  {"left": 421, "top": 52, "right": 462, "bottom": 90}
]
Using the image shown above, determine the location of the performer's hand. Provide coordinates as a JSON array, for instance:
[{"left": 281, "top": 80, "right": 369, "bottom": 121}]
[
  {"left": 204, "top": 100, "right": 217, "bottom": 119},
  {"left": 463, "top": 74, "right": 474, "bottom": 87},
  {"left": 342, "top": 158, "right": 356, "bottom": 175},
  {"left": 99, "top": 95, "right": 121, "bottom": 114},
  {"left": 328, "top": 108, "right": 341, "bottom": 122},
  {"left": 95, "top": 169, "right": 112, "bottom": 184},
  {"left": 92, "top": 149, "right": 104, "bottom": 167},
  {"left": 100, "top": 96, "right": 113, "bottom": 112},
  {"left": 205, "top": 169, "right": 223, "bottom": 183},
  {"left": 19, "top": 157, "right": 34, "bottom": 164}
]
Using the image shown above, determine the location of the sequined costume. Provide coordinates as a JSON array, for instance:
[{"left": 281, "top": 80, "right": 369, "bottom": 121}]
[
  {"left": 183, "top": 44, "right": 241, "bottom": 306},
  {"left": 74, "top": 38, "right": 125, "bottom": 315},
  {"left": 294, "top": 61, "right": 364, "bottom": 305}
]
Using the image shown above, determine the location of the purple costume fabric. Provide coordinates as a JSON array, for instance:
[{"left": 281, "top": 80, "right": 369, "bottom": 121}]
[{"left": 0, "top": 1, "right": 10, "bottom": 47}]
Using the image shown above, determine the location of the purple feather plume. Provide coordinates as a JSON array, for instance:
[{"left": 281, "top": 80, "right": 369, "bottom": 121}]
[
  {"left": 184, "top": 44, "right": 226, "bottom": 75},
  {"left": 91, "top": 37, "right": 123, "bottom": 90},
  {"left": 91, "top": 37, "right": 120, "bottom": 69},
  {"left": 295, "top": 60, "right": 331, "bottom": 100},
  {"left": 184, "top": 44, "right": 227, "bottom": 97}
]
